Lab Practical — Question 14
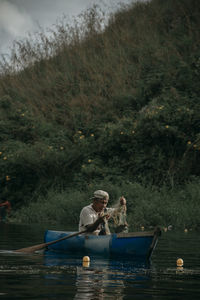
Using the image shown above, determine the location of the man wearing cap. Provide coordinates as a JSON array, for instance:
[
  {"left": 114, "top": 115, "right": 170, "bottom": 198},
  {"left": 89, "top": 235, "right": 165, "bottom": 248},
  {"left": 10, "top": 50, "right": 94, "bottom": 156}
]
[{"left": 79, "top": 190, "right": 127, "bottom": 235}]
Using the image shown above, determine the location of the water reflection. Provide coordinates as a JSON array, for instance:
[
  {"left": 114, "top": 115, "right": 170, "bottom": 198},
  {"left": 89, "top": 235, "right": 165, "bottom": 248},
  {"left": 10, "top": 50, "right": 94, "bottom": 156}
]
[
  {"left": 74, "top": 266, "right": 123, "bottom": 300},
  {"left": 1, "top": 224, "right": 200, "bottom": 300},
  {"left": 74, "top": 265, "right": 152, "bottom": 300},
  {"left": 44, "top": 251, "right": 151, "bottom": 300}
]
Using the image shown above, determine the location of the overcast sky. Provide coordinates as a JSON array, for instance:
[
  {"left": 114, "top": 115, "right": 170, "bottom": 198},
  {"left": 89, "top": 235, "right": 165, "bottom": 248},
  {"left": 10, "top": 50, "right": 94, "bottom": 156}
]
[{"left": 0, "top": 0, "right": 138, "bottom": 56}]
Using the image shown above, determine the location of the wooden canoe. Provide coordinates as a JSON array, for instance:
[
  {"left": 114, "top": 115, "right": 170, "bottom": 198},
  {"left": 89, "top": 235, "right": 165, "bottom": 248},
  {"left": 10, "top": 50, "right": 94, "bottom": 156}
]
[{"left": 44, "top": 227, "right": 161, "bottom": 261}]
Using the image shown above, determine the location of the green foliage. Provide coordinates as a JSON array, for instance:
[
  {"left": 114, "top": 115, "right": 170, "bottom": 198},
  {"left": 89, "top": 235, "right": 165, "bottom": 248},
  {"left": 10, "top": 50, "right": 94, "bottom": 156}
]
[
  {"left": 0, "top": 0, "right": 200, "bottom": 226},
  {"left": 11, "top": 179, "right": 200, "bottom": 230},
  {"left": 11, "top": 189, "right": 89, "bottom": 226}
]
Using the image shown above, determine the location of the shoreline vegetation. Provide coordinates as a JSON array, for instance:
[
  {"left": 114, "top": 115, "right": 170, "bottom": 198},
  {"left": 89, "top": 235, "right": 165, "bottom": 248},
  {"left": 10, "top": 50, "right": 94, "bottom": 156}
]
[
  {"left": 0, "top": 0, "right": 200, "bottom": 229},
  {"left": 10, "top": 180, "right": 200, "bottom": 231}
]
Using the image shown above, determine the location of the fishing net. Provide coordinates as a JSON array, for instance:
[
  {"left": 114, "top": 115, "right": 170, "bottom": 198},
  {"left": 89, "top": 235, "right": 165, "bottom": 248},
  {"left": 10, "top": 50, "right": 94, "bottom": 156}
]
[
  {"left": 110, "top": 203, "right": 128, "bottom": 233},
  {"left": 100, "top": 200, "right": 128, "bottom": 234}
]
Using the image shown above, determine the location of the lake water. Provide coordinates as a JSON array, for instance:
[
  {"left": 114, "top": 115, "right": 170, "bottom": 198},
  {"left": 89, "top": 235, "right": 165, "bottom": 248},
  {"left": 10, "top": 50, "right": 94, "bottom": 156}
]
[{"left": 0, "top": 223, "right": 200, "bottom": 299}]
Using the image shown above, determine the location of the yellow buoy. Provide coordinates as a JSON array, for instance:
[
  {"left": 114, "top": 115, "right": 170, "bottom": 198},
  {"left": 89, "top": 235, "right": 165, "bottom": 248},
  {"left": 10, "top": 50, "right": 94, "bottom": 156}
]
[
  {"left": 82, "top": 256, "right": 90, "bottom": 267},
  {"left": 82, "top": 261, "right": 90, "bottom": 268},
  {"left": 176, "top": 258, "right": 184, "bottom": 267},
  {"left": 83, "top": 256, "right": 90, "bottom": 262}
]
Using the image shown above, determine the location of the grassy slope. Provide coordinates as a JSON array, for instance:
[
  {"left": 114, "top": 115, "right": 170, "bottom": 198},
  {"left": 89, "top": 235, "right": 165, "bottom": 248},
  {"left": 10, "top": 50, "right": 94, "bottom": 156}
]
[{"left": 0, "top": 0, "right": 200, "bottom": 227}]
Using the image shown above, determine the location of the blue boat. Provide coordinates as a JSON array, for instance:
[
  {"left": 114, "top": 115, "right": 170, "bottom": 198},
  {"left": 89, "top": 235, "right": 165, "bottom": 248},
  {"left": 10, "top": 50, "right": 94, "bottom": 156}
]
[{"left": 44, "top": 227, "right": 161, "bottom": 261}]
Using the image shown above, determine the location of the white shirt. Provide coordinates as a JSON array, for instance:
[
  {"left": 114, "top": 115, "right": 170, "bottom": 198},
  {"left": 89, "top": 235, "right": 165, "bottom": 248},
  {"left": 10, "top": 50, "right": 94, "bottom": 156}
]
[{"left": 79, "top": 204, "right": 114, "bottom": 235}]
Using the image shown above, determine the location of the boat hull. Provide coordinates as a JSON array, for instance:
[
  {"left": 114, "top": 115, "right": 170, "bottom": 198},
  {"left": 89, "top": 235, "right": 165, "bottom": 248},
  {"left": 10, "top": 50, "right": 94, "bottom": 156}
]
[{"left": 44, "top": 228, "right": 161, "bottom": 260}]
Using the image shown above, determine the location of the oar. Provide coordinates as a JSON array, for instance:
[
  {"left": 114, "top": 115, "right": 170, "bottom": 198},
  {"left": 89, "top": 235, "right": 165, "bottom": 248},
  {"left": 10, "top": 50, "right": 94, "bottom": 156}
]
[
  {"left": 14, "top": 229, "right": 87, "bottom": 254},
  {"left": 14, "top": 215, "right": 106, "bottom": 254}
]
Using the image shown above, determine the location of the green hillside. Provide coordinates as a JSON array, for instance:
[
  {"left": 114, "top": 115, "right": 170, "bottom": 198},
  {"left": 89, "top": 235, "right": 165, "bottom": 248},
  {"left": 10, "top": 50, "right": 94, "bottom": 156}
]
[{"left": 0, "top": 0, "right": 200, "bottom": 228}]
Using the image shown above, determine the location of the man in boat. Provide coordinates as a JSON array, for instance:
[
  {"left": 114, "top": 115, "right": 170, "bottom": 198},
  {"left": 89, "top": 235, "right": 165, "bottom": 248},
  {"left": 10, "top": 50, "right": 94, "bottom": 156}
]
[{"left": 79, "top": 190, "right": 128, "bottom": 235}]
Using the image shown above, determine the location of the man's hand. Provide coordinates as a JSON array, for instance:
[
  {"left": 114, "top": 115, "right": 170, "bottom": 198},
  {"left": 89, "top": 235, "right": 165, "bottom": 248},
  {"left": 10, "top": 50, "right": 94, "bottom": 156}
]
[
  {"left": 86, "top": 216, "right": 105, "bottom": 233},
  {"left": 120, "top": 196, "right": 126, "bottom": 206}
]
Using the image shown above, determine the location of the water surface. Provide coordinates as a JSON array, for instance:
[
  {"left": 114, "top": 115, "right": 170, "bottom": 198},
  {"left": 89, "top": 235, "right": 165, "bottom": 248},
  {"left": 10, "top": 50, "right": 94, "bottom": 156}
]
[{"left": 0, "top": 223, "right": 199, "bottom": 299}]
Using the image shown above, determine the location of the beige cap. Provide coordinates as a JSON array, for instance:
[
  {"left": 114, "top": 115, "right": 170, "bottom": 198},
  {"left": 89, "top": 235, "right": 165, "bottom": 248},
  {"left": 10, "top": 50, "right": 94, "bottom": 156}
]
[{"left": 92, "top": 190, "right": 109, "bottom": 200}]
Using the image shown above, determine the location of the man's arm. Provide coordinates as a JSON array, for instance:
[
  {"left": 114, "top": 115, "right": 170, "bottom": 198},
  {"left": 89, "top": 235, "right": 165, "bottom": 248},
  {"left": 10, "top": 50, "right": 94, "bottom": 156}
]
[{"left": 85, "top": 216, "right": 105, "bottom": 232}]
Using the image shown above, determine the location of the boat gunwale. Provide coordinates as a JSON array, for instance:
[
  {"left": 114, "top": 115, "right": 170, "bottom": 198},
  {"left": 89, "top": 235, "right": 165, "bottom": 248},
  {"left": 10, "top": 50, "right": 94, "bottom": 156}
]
[
  {"left": 45, "top": 230, "right": 158, "bottom": 239},
  {"left": 116, "top": 231, "right": 154, "bottom": 238}
]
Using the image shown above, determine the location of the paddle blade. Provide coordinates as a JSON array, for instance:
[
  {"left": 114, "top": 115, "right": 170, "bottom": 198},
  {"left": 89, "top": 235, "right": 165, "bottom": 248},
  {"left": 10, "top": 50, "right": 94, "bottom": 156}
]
[
  {"left": 14, "top": 229, "right": 87, "bottom": 254},
  {"left": 14, "top": 242, "right": 47, "bottom": 253}
]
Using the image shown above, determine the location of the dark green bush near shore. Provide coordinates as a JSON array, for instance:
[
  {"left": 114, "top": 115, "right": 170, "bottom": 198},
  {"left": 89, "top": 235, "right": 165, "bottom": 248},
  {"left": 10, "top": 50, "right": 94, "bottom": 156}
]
[
  {"left": 0, "top": 0, "right": 200, "bottom": 226},
  {"left": 11, "top": 180, "right": 200, "bottom": 230}
]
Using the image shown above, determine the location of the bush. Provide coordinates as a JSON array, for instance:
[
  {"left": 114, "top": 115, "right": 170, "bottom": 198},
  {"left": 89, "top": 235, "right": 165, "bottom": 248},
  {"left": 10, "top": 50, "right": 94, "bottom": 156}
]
[
  {"left": 11, "top": 179, "right": 200, "bottom": 230},
  {"left": 0, "top": 0, "right": 200, "bottom": 218}
]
